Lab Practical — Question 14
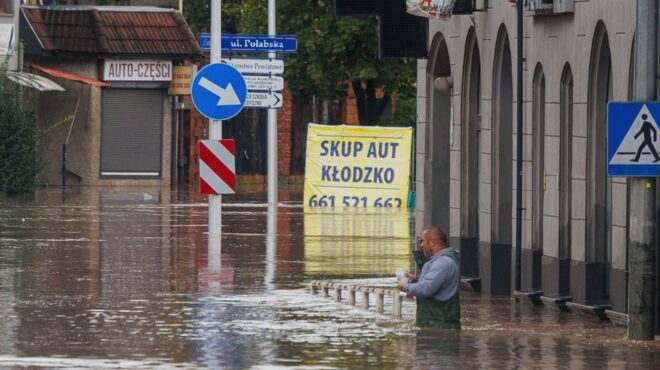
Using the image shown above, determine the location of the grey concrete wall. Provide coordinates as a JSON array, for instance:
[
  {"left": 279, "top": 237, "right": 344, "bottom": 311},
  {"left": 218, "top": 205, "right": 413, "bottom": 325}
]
[
  {"left": 418, "top": 1, "right": 634, "bottom": 301},
  {"left": 416, "top": 59, "right": 428, "bottom": 236},
  {"left": 32, "top": 56, "right": 97, "bottom": 187}
]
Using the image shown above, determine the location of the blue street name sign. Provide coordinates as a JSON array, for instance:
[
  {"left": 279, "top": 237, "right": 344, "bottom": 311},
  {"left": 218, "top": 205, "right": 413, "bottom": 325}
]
[
  {"left": 200, "top": 33, "right": 297, "bottom": 53},
  {"left": 608, "top": 102, "right": 660, "bottom": 176},
  {"left": 191, "top": 63, "right": 247, "bottom": 121}
]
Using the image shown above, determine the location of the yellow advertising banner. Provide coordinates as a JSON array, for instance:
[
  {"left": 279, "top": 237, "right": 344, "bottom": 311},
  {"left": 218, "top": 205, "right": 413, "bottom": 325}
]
[
  {"left": 167, "top": 65, "right": 193, "bottom": 95},
  {"left": 304, "top": 124, "right": 413, "bottom": 208}
]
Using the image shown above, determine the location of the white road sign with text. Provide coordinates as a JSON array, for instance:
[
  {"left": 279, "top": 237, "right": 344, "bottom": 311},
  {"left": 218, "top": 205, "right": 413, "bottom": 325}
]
[
  {"left": 244, "top": 75, "right": 284, "bottom": 91},
  {"left": 223, "top": 58, "right": 284, "bottom": 75},
  {"left": 246, "top": 92, "right": 283, "bottom": 109}
]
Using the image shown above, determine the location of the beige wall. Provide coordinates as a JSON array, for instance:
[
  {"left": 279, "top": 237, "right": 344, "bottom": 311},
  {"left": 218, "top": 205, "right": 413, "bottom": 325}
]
[
  {"left": 32, "top": 56, "right": 173, "bottom": 188},
  {"left": 417, "top": 0, "right": 634, "bottom": 269}
]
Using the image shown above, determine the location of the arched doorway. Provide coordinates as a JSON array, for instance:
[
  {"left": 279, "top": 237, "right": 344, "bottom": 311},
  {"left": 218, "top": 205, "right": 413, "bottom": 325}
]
[
  {"left": 558, "top": 63, "right": 573, "bottom": 296},
  {"left": 460, "top": 28, "right": 481, "bottom": 279},
  {"left": 484, "top": 25, "right": 513, "bottom": 294},
  {"left": 542, "top": 63, "right": 573, "bottom": 300},
  {"left": 525, "top": 63, "right": 545, "bottom": 292},
  {"left": 584, "top": 22, "right": 613, "bottom": 305},
  {"left": 423, "top": 33, "right": 452, "bottom": 235}
]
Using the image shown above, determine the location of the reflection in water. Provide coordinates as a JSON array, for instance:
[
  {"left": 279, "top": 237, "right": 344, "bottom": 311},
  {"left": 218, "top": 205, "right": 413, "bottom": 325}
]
[
  {"left": 265, "top": 205, "right": 277, "bottom": 291},
  {"left": 303, "top": 208, "right": 414, "bottom": 277},
  {"left": 100, "top": 191, "right": 168, "bottom": 298},
  {"left": 0, "top": 188, "right": 658, "bottom": 368}
]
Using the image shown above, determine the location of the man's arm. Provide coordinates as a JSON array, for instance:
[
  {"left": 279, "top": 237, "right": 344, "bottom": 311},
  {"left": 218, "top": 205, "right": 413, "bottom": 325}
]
[{"left": 401, "top": 260, "right": 452, "bottom": 298}]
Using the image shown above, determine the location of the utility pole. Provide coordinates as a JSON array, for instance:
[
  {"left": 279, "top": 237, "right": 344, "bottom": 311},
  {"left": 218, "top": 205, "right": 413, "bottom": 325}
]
[
  {"left": 515, "top": 0, "right": 524, "bottom": 291},
  {"left": 628, "top": 0, "right": 657, "bottom": 341},
  {"left": 267, "top": 0, "right": 278, "bottom": 207}
]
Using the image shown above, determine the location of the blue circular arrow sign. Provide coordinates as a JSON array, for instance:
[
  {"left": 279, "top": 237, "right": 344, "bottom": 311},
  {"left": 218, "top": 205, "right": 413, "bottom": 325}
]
[{"left": 191, "top": 63, "right": 247, "bottom": 120}]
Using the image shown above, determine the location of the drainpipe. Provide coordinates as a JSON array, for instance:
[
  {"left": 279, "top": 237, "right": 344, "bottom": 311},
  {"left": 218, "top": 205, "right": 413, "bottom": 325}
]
[
  {"left": 515, "top": 0, "right": 524, "bottom": 291},
  {"left": 171, "top": 95, "right": 179, "bottom": 188}
]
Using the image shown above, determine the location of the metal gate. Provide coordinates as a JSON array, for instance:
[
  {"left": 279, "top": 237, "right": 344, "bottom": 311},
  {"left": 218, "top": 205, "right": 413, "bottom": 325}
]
[{"left": 101, "top": 88, "right": 163, "bottom": 178}]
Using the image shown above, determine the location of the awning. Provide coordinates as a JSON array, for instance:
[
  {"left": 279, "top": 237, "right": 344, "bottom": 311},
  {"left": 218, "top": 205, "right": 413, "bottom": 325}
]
[
  {"left": 31, "top": 64, "right": 110, "bottom": 87},
  {"left": 4, "top": 71, "right": 66, "bottom": 92}
]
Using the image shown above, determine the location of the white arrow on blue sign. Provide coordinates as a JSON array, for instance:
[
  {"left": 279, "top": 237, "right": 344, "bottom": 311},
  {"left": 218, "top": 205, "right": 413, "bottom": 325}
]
[
  {"left": 192, "top": 63, "right": 247, "bottom": 120},
  {"left": 608, "top": 102, "right": 660, "bottom": 176}
]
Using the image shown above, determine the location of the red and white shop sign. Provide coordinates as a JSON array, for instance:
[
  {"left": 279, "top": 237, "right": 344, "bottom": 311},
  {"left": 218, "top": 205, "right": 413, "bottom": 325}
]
[
  {"left": 199, "top": 139, "right": 236, "bottom": 195},
  {"left": 103, "top": 59, "right": 172, "bottom": 81}
]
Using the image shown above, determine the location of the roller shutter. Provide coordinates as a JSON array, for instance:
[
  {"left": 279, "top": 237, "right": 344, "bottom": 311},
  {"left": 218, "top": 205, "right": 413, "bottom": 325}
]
[{"left": 101, "top": 89, "right": 163, "bottom": 177}]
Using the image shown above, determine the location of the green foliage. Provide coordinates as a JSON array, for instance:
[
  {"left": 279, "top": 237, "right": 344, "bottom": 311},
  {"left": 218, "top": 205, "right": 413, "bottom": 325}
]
[
  {"left": 0, "top": 69, "right": 40, "bottom": 195},
  {"left": 380, "top": 84, "right": 417, "bottom": 127},
  {"left": 277, "top": 0, "right": 416, "bottom": 126},
  {"left": 184, "top": 0, "right": 267, "bottom": 36},
  {"left": 182, "top": 0, "right": 416, "bottom": 126}
]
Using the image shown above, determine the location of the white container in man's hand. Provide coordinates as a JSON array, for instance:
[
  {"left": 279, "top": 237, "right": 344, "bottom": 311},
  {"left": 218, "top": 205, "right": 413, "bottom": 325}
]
[{"left": 396, "top": 268, "right": 410, "bottom": 283}]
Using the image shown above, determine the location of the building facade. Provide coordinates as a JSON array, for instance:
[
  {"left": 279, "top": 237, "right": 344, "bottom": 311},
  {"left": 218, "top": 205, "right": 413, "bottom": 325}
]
[
  {"left": 416, "top": 0, "right": 641, "bottom": 317},
  {"left": 19, "top": 5, "right": 200, "bottom": 187},
  {"left": 0, "top": 0, "right": 19, "bottom": 70}
]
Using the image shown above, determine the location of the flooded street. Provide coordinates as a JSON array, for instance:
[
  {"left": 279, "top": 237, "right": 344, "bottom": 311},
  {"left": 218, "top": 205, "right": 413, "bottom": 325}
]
[{"left": 0, "top": 188, "right": 659, "bottom": 369}]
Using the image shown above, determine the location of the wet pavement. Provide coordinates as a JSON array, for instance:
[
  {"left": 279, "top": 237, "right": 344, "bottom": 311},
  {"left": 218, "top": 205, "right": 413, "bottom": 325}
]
[{"left": 0, "top": 187, "right": 659, "bottom": 369}]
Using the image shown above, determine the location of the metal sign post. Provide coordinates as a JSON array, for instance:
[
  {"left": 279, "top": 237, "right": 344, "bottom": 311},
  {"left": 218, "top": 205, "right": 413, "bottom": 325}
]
[
  {"left": 208, "top": 0, "right": 223, "bottom": 269},
  {"left": 268, "top": 0, "right": 278, "bottom": 207}
]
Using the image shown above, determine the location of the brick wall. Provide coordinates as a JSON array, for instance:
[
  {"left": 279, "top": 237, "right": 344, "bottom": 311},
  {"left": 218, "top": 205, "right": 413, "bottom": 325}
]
[
  {"left": 277, "top": 82, "right": 293, "bottom": 176},
  {"left": 344, "top": 84, "right": 360, "bottom": 125}
]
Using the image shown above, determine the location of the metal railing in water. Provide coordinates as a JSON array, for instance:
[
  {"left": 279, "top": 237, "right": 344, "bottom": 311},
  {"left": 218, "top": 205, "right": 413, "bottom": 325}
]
[{"left": 309, "top": 281, "right": 407, "bottom": 317}]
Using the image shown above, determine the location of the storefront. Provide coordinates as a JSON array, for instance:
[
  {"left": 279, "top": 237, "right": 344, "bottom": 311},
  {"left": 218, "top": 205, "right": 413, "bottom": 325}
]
[
  {"left": 20, "top": 5, "right": 200, "bottom": 186},
  {"left": 99, "top": 60, "right": 173, "bottom": 179}
]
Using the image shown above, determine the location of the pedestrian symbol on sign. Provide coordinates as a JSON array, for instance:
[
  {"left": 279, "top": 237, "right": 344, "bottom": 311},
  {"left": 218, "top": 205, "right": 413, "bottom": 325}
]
[
  {"left": 609, "top": 104, "right": 660, "bottom": 165},
  {"left": 630, "top": 114, "right": 660, "bottom": 162}
]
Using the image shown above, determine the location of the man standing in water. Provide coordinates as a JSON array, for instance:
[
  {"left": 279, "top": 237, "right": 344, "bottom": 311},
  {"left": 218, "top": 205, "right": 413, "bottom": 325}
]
[{"left": 396, "top": 226, "right": 460, "bottom": 329}]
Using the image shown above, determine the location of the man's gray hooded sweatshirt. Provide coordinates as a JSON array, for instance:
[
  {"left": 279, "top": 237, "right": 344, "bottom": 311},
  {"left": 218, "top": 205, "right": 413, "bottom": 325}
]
[{"left": 402, "top": 248, "right": 460, "bottom": 301}]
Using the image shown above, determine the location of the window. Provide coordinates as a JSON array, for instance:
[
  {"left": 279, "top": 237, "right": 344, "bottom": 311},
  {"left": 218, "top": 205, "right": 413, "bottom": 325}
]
[{"left": 0, "top": 0, "right": 14, "bottom": 14}]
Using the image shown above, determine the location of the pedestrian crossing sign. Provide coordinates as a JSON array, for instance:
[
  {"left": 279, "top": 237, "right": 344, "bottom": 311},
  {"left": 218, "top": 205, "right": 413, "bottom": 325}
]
[{"left": 608, "top": 102, "right": 660, "bottom": 176}]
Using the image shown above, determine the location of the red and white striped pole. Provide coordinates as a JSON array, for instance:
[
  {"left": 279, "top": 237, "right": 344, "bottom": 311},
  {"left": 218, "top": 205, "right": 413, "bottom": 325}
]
[{"left": 199, "top": 139, "right": 236, "bottom": 195}]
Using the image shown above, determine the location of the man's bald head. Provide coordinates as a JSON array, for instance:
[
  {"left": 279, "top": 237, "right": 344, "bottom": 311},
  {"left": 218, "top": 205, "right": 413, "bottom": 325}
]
[
  {"left": 420, "top": 225, "right": 448, "bottom": 256},
  {"left": 425, "top": 226, "right": 447, "bottom": 247}
]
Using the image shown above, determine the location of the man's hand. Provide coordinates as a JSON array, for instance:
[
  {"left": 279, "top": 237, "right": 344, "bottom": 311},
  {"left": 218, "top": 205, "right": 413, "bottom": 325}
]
[{"left": 396, "top": 273, "right": 418, "bottom": 290}]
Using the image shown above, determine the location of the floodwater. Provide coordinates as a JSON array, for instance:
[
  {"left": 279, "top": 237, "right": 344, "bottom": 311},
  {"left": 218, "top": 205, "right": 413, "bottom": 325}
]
[{"left": 0, "top": 187, "right": 659, "bottom": 369}]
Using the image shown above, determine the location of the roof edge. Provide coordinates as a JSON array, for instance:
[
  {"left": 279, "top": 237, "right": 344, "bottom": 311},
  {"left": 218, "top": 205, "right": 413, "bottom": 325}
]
[
  {"left": 20, "top": 8, "right": 46, "bottom": 50},
  {"left": 21, "top": 5, "right": 176, "bottom": 13}
]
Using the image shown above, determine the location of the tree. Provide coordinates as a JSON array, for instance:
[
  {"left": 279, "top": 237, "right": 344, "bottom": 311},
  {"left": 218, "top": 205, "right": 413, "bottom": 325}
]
[
  {"left": 183, "top": 0, "right": 416, "bottom": 126},
  {"left": 184, "top": 0, "right": 267, "bottom": 37},
  {"left": 0, "top": 69, "right": 40, "bottom": 195},
  {"left": 278, "top": 0, "right": 416, "bottom": 126}
]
